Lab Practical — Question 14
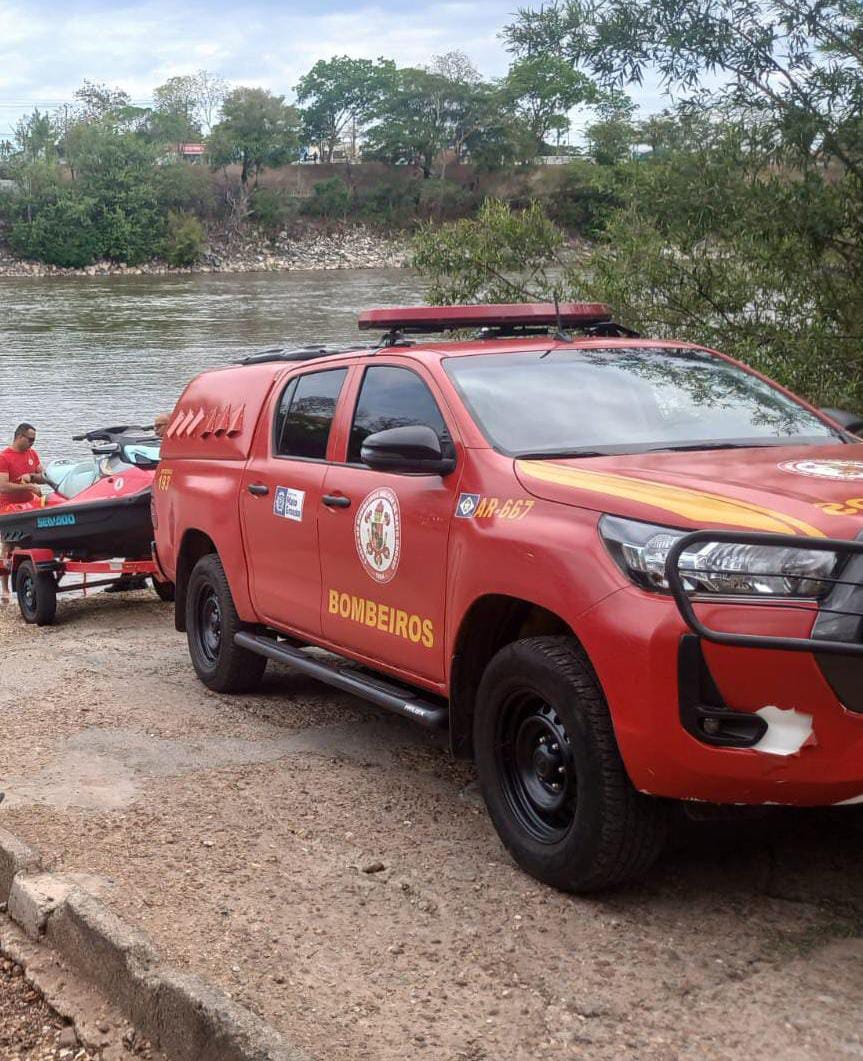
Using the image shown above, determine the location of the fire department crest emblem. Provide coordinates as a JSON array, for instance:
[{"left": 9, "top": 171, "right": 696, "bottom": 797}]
[
  {"left": 779, "top": 459, "right": 863, "bottom": 481},
  {"left": 355, "top": 487, "right": 401, "bottom": 583}
]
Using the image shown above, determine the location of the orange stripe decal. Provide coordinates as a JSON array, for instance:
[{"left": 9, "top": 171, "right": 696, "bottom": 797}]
[{"left": 517, "top": 461, "right": 826, "bottom": 538}]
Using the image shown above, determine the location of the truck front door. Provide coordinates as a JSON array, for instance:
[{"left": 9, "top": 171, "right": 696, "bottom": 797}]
[
  {"left": 240, "top": 366, "right": 348, "bottom": 637},
  {"left": 318, "top": 363, "right": 460, "bottom": 686}
]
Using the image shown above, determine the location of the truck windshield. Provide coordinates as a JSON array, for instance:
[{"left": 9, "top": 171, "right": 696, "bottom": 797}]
[{"left": 444, "top": 347, "right": 844, "bottom": 457}]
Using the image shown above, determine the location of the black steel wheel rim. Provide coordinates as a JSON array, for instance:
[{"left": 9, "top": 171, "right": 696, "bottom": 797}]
[
  {"left": 20, "top": 571, "right": 36, "bottom": 616},
  {"left": 194, "top": 582, "right": 222, "bottom": 665},
  {"left": 496, "top": 691, "right": 576, "bottom": 844}
]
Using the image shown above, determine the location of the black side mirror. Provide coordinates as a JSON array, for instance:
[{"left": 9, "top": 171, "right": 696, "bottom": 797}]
[
  {"left": 821, "top": 408, "right": 863, "bottom": 435},
  {"left": 360, "top": 425, "right": 456, "bottom": 475}
]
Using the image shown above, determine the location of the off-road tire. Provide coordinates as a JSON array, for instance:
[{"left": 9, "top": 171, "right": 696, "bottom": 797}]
[
  {"left": 16, "top": 560, "right": 58, "bottom": 627},
  {"left": 152, "top": 577, "right": 175, "bottom": 603},
  {"left": 474, "top": 635, "right": 668, "bottom": 892},
  {"left": 186, "top": 553, "right": 266, "bottom": 693}
]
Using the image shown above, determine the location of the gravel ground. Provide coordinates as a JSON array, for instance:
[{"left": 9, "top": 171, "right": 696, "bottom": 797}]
[
  {"left": 1, "top": 589, "right": 863, "bottom": 1059},
  {"left": 0, "top": 955, "right": 94, "bottom": 1060}
]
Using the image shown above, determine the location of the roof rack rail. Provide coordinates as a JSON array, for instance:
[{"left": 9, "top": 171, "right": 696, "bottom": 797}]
[
  {"left": 584, "top": 321, "right": 641, "bottom": 339},
  {"left": 237, "top": 346, "right": 327, "bottom": 365},
  {"left": 235, "top": 338, "right": 416, "bottom": 365}
]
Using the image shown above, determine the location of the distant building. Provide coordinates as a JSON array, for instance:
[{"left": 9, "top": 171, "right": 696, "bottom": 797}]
[{"left": 178, "top": 143, "right": 206, "bottom": 163}]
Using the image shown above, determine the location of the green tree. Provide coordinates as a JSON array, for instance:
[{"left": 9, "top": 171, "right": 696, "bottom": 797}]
[
  {"left": 150, "top": 70, "right": 227, "bottom": 142},
  {"left": 503, "top": 56, "right": 596, "bottom": 153},
  {"left": 150, "top": 75, "right": 203, "bottom": 146},
  {"left": 14, "top": 110, "right": 59, "bottom": 162},
  {"left": 501, "top": 0, "right": 863, "bottom": 404},
  {"left": 584, "top": 94, "right": 637, "bottom": 164},
  {"left": 296, "top": 56, "right": 396, "bottom": 161},
  {"left": 365, "top": 67, "right": 494, "bottom": 177},
  {"left": 412, "top": 198, "right": 570, "bottom": 303},
  {"left": 506, "top": 0, "right": 863, "bottom": 169},
  {"left": 68, "top": 124, "right": 163, "bottom": 263},
  {"left": 72, "top": 80, "right": 132, "bottom": 123},
  {"left": 207, "top": 88, "right": 301, "bottom": 188}
]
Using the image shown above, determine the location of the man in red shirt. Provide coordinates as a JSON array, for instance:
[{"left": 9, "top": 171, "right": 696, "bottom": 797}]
[{"left": 0, "top": 423, "right": 44, "bottom": 601}]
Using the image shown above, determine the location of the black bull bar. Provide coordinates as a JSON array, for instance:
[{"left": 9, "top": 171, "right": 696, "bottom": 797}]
[{"left": 665, "top": 529, "right": 863, "bottom": 657}]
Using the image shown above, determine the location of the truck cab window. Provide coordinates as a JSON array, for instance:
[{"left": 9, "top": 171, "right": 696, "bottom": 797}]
[
  {"left": 276, "top": 368, "right": 348, "bottom": 460},
  {"left": 348, "top": 366, "right": 448, "bottom": 464}
]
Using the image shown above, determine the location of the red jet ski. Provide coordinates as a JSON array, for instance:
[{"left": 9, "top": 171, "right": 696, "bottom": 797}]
[{"left": 0, "top": 426, "right": 159, "bottom": 560}]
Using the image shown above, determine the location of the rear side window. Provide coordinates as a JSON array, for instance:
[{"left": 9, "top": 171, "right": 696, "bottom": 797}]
[
  {"left": 275, "top": 368, "right": 348, "bottom": 459},
  {"left": 348, "top": 366, "right": 448, "bottom": 463}
]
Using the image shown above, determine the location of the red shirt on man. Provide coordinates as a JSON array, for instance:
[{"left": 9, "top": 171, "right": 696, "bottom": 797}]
[{"left": 0, "top": 446, "right": 41, "bottom": 504}]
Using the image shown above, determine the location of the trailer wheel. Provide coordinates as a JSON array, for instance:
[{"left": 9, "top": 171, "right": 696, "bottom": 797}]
[
  {"left": 474, "top": 636, "right": 668, "bottom": 893},
  {"left": 186, "top": 553, "right": 266, "bottom": 693},
  {"left": 16, "top": 560, "right": 58, "bottom": 626},
  {"left": 151, "top": 577, "right": 175, "bottom": 603}
]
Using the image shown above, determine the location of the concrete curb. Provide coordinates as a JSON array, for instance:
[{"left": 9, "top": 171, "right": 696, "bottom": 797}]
[
  {"left": 0, "top": 831, "right": 308, "bottom": 1061},
  {"left": 0, "top": 827, "right": 42, "bottom": 901}
]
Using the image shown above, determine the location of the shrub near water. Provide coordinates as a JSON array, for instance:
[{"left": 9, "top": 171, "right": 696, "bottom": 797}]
[
  {"left": 250, "top": 187, "right": 299, "bottom": 242},
  {"left": 301, "top": 177, "right": 351, "bottom": 220},
  {"left": 162, "top": 211, "right": 206, "bottom": 266},
  {"left": 9, "top": 195, "right": 103, "bottom": 268}
]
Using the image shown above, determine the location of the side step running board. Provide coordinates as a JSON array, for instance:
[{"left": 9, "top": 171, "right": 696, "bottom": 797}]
[{"left": 234, "top": 632, "right": 448, "bottom": 730}]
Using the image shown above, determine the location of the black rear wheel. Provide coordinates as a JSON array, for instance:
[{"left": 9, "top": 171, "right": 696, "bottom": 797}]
[
  {"left": 475, "top": 636, "right": 668, "bottom": 892},
  {"left": 186, "top": 553, "right": 266, "bottom": 693},
  {"left": 16, "top": 560, "right": 58, "bottom": 626}
]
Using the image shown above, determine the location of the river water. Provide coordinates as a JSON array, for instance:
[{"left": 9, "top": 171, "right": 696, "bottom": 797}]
[{"left": 0, "top": 269, "right": 423, "bottom": 460}]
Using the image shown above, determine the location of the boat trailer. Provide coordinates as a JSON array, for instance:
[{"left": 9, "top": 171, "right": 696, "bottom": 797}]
[{"left": 0, "top": 548, "right": 173, "bottom": 626}]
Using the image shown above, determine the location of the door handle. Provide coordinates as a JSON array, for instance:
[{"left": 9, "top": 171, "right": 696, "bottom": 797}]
[
  {"left": 322, "top": 494, "right": 351, "bottom": 509},
  {"left": 247, "top": 483, "right": 269, "bottom": 496}
]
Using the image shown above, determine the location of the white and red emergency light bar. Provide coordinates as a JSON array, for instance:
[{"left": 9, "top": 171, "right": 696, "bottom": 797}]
[{"left": 357, "top": 302, "right": 613, "bottom": 333}]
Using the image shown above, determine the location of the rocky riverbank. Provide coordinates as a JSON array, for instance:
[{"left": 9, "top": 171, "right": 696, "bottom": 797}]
[{"left": 0, "top": 225, "right": 409, "bottom": 278}]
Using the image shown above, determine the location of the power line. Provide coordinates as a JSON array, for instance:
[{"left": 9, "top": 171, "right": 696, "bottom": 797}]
[{"left": 0, "top": 98, "right": 155, "bottom": 104}]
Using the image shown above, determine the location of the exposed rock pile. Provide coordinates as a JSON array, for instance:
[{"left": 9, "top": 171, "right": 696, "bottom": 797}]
[{"left": 0, "top": 225, "right": 409, "bottom": 278}]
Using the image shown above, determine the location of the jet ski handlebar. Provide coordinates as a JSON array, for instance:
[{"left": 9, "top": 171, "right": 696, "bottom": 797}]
[{"left": 72, "top": 425, "right": 154, "bottom": 442}]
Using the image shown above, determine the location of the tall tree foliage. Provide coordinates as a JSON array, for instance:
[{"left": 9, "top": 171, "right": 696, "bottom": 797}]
[
  {"left": 503, "top": 56, "right": 596, "bottom": 151},
  {"left": 500, "top": 0, "right": 863, "bottom": 403},
  {"left": 296, "top": 57, "right": 396, "bottom": 161},
  {"left": 208, "top": 88, "right": 301, "bottom": 188}
]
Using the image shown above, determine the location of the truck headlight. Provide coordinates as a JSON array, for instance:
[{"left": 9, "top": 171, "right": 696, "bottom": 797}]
[{"left": 600, "top": 515, "right": 838, "bottom": 597}]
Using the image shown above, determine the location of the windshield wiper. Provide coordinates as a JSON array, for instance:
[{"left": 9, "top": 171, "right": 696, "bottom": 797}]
[
  {"left": 515, "top": 441, "right": 780, "bottom": 460},
  {"left": 640, "top": 441, "right": 778, "bottom": 454},
  {"left": 514, "top": 449, "right": 615, "bottom": 460}
]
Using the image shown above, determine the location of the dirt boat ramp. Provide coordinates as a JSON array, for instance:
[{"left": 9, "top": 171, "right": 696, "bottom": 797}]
[{"left": 1, "top": 591, "right": 862, "bottom": 1059}]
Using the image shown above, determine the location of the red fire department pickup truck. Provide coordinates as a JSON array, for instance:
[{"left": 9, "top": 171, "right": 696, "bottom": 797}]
[{"left": 154, "top": 302, "right": 863, "bottom": 892}]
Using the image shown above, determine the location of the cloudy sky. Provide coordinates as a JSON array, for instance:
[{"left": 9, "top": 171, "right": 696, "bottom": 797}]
[{"left": 0, "top": 0, "right": 667, "bottom": 140}]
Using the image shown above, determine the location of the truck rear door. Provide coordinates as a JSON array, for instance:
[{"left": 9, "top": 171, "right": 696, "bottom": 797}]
[{"left": 240, "top": 366, "right": 349, "bottom": 637}]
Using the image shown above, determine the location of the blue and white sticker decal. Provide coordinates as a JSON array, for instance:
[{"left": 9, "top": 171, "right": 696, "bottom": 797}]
[
  {"left": 273, "top": 486, "right": 305, "bottom": 522},
  {"left": 455, "top": 492, "right": 480, "bottom": 518}
]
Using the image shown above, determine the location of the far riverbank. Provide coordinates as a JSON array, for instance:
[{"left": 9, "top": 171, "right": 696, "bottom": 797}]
[{"left": 0, "top": 224, "right": 408, "bottom": 279}]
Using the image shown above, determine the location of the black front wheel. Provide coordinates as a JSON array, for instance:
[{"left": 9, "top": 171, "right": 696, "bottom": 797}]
[
  {"left": 474, "top": 636, "right": 668, "bottom": 893},
  {"left": 16, "top": 560, "right": 58, "bottom": 626},
  {"left": 185, "top": 553, "right": 266, "bottom": 693}
]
